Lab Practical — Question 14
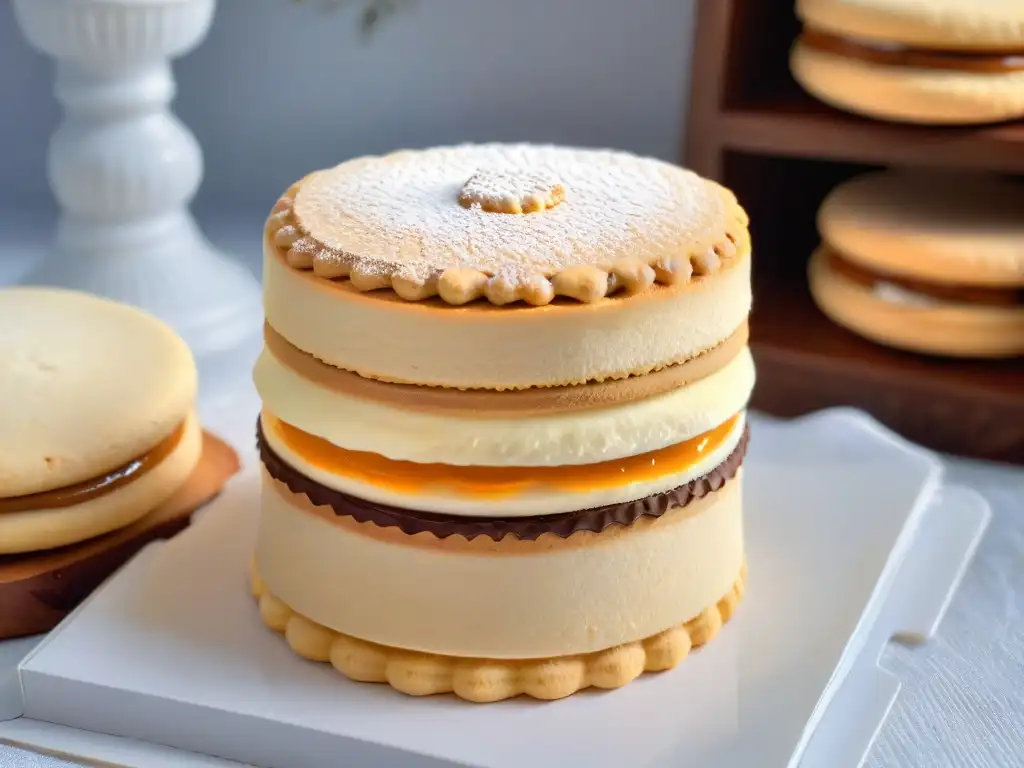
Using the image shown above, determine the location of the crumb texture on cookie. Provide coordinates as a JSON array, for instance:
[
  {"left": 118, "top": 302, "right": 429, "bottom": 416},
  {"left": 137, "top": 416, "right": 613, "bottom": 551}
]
[
  {"left": 251, "top": 556, "right": 746, "bottom": 702},
  {"left": 797, "top": 0, "right": 1024, "bottom": 50},
  {"left": 265, "top": 144, "right": 749, "bottom": 306}
]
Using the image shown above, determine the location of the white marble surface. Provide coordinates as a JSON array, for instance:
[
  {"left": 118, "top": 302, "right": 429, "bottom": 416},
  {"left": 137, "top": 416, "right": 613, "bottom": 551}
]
[
  {"left": 1, "top": 215, "right": 1022, "bottom": 768},
  {"left": 0, "top": 751, "right": 65, "bottom": 768}
]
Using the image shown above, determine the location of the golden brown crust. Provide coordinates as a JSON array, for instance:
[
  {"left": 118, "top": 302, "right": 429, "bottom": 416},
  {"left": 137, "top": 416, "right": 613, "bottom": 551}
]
[
  {"left": 264, "top": 145, "right": 750, "bottom": 307},
  {"left": 250, "top": 557, "right": 746, "bottom": 702},
  {"left": 263, "top": 321, "right": 749, "bottom": 412}
]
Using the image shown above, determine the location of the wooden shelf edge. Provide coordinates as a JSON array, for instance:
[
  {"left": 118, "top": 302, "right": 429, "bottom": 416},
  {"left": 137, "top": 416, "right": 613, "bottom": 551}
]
[
  {"left": 720, "top": 109, "right": 1024, "bottom": 171},
  {"left": 752, "top": 343, "right": 1024, "bottom": 464},
  {"left": 754, "top": 340, "right": 1024, "bottom": 406},
  {"left": 749, "top": 272, "right": 1024, "bottom": 464}
]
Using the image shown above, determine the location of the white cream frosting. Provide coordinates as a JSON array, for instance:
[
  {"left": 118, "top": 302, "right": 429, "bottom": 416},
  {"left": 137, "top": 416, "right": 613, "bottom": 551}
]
[
  {"left": 872, "top": 281, "right": 942, "bottom": 308},
  {"left": 261, "top": 410, "right": 746, "bottom": 517},
  {"left": 262, "top": 237, "right": 753, "bottom": 389},
  {"left": 254, "top": 343, "right": 755, "bottom": 467},
  {"left": 255, "top": 471, "right": 745, "bottom": 658}
]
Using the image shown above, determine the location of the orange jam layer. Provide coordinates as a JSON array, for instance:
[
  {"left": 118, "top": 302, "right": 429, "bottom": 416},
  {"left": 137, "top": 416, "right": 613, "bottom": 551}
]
[{"left": 267, "top": 413, "right": 740, "bottom": 500}]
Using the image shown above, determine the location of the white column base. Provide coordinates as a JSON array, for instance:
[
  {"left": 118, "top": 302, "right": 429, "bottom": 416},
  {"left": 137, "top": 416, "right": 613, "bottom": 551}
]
[{"left": 12, "top": 0, "right": 265, "bottom": 387}]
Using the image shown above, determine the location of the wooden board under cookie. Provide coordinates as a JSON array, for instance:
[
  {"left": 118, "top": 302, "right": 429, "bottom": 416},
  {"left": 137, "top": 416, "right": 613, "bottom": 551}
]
[
  {"left": 684, "top": 0, "right": 1024, "bottom": 464},
  {"left": 0, "top": 432, "right": 240, "bottom": 639}
]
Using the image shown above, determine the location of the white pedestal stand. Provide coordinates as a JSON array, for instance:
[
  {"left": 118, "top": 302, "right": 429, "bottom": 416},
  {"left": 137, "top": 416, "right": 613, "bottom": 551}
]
[{"left": 12, "top": 0, "right": 262, "bottom": 369}]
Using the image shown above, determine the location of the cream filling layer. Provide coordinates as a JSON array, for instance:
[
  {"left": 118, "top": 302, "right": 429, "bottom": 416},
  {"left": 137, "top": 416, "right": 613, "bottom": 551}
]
[
  {"left": 809, "top": 247, "right": 1024, "bottom": 357},
  {"left": 262, "top": 410, "right": 746, "bottom": 517},
  {"left": 262, "top": 236, "right": 753, "bottom": 389},
  {"left": 254, "top": 344, "right": 755, "bottom": 467},
  {"left": 255, "top": 471, "right": 745, "bottom": 658}
]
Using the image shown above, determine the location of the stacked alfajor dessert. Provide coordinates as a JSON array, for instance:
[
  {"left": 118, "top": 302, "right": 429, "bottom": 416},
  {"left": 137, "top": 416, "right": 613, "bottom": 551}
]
[
  {"left": 0, "top": 288, "right": 202, "bottom": 558},
  {"left": 791, "top": 0, "right": 1024, "bottom": 125},
  {"left": 0, "top": 288, "right": 238, "bottom": 639},
  {"left": 252, "top": 144, "right": 755, "bottom": 702},
  {"left": 809, "top": 170, "right": 1024, "bottom": 358}
]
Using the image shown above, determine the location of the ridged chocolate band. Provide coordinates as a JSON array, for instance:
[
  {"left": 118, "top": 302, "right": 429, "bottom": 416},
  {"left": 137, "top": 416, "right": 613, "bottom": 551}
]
[{"left": 257, "top": 420, "right": 749, "bottom": 542}]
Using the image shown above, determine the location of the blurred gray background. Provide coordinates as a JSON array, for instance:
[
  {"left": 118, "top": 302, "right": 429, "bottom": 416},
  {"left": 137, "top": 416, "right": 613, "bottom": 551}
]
[{"left": 0, "top": 0, "right": 697, "bottom": 218}]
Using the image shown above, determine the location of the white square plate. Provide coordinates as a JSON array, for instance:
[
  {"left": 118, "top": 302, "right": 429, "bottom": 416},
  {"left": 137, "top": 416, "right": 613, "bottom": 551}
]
[{"left": 4, "top": 410, "right": 988, "bottom": 767}]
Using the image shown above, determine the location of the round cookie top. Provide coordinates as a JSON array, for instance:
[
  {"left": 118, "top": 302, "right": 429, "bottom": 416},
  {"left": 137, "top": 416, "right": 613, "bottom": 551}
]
[
  {"left": 0, "top": 288, "right": 197, "bottom": 498},
  {"left": 266, "top": 144, "right": 748, "bottom": 307},
  {"left": 797, "top": 0, "right": 1024, "bottom": 50},
  {"left": 818, "top": 170, "right": 1024, "bottom": 287}
]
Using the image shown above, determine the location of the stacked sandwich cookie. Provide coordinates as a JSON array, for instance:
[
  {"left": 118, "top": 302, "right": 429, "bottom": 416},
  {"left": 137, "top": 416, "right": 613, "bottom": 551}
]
[
  {"left": 791, "top": 0, "right": 1024, "bottom": 124},
  {"left": 809, "top": 170, "right": 1024, "bottom": 358},
  {"left": 251, "top": 144, "right": 755, "bottom": 702},
  {"left": 0, "top": 288, "right": 201, "bottom": 555},
  {"left": 0, "top": 288, "right": 238, "bottom": 639}
]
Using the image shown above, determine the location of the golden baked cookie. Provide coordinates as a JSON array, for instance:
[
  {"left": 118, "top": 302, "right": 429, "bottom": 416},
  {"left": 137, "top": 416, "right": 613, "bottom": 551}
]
[
  {"left": 252, "top": 144, "right": 755, "bottom": 700},
  {"left": 791, "top": 0, "right": 1024, "bottom": 124},
  {"left": 0, "top": 288, "right": 202, "bottom": 553},
  {"left": 809, "top": 170, "right": 1024, "bottom": 358},
  {"left": 263, "top": 144, "right": 751, "bottom": 389},
  {"left": 251, "top": 555, "right": 747, "bottom": 703}
]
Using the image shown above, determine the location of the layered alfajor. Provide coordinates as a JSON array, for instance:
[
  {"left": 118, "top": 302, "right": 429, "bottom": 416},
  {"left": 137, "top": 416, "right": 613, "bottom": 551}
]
[
  {"left": 0, "top": 288, "right": 202, "bottom": 555},
  {"left": 809, "top": 170, "right": 1024, "bottom": 358},
  {"left": 251, "top": 144, "right": 754, "bottom": 702},
  {"left": 791, "top": 0, "right": 1024, "bottom": 124}
]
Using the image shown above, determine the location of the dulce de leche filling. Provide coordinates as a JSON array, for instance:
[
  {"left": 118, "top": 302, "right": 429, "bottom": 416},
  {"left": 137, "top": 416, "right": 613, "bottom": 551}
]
[
  {"left": 257, "top": 418, "right": 749, "bottom": 542},
  {"left": 264, "top": 412, "right": 740, "bottom": 500},
  {"left": 0, "top": 422, "right": 187, "bottom": 514},
  {"left": 825, "top": 247, "right": 1024, "bottom": 307},
  {"left": 801, "top": 28, "right": 1024, "bottom": 73}
]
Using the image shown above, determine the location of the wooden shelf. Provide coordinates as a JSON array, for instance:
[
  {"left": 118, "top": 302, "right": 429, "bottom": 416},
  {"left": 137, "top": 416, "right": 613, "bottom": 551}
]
[
  {"left": 721, "top": 94, "right": 1024, "bottom": 173},
  {"left": 750, "top": 276, "right": 1024, "bottom": 463},
  {"left": 685, "top": 0, "right": 1024, "bottom": 464}
]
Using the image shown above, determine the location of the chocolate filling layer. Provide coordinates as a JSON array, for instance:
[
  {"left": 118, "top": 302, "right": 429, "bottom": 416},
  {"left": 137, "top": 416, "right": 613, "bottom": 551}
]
[
  {"left": 801, "top": 29, "right": 1024, "bottom": 73},
  {"left": 825, "top": 247, "right": 1024, "bottom": 307},
  {"left": 257, "top": 420, "right": 749, "bottom": 541}
]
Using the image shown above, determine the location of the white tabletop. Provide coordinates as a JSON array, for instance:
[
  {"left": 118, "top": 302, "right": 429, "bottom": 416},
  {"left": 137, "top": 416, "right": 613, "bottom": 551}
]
[{"left": 1, "top": 214, "right": 1022, "bottom": 768}]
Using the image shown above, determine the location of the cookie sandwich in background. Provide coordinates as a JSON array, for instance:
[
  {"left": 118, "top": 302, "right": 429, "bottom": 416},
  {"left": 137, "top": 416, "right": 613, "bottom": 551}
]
[
  {"left": 251, "top": 143, "right": 755, "bottom": 702},
  {"left": 791, "top": 0, "right": 1024, "bottom": 124},
  {"left": 809, "top": 170, "right": 1024, "bottom": 357},
  {"left": 0, "top": 288, "right": 239, "bottom": 638}
]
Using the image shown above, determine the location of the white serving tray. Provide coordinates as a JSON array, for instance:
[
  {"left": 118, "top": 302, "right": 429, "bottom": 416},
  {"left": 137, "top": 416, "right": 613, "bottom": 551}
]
[{"left": 0, "top": 410, "right": 989, "bottom": 768}]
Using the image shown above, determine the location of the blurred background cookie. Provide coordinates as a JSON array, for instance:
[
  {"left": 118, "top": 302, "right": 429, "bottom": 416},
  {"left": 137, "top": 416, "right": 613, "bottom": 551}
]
[
  {"left": 791, "top": 0, "right": 1024, "bottom": 124},
  {"left": 808, "top": 170, "right": 1024, "bottom": 357}
]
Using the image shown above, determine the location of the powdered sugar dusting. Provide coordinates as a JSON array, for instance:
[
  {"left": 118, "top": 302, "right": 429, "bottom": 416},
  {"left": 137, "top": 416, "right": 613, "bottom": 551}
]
[
  {"left": 292, "top": 144, "right": 731, "bottom": 286},
  {"left": 459, "top": 168, "right": 563, "bottom": 213}
]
